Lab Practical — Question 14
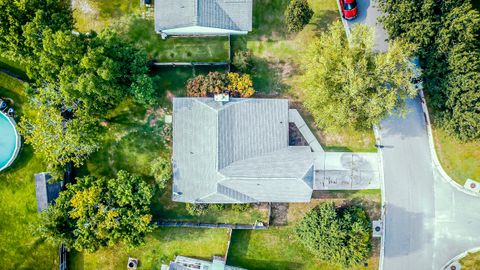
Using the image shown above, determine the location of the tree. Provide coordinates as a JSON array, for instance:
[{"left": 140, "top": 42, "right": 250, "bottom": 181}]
[
  {"left": 301, "top": 21, "right": 416, "bottom": 131},
  {"left": 18, "top": 105, "right": 99, "bottom": 169},
  {"left": 378, "top": 0, "right": 480, "bottom": 141},
  {"left": 150, "top": 156, "right": 172, "bottom": 189},
  {"left": 0, "top": 0, "right": 73, "bottom": 60},
  {"left": 285, "top": 0, "right": 314, "bottom": 33},
  {"left": 295, "top": 202, "right": 371, "bottom": 267},
  {"left": 38, "top": 171, "right": 154, "bottom": 252}
]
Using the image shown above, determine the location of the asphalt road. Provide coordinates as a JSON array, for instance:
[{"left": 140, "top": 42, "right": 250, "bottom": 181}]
[{"left": 338, "top": 1, "right": 480, "bottom": 269}]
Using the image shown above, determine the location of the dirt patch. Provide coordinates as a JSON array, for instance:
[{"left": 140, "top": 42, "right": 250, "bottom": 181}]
[{"left": 270, "top": 203, "right": 289, "bottom": 225}]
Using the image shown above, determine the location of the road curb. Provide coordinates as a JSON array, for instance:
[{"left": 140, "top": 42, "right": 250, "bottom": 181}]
[
  {"left": 441, "top": 246, "right": 480, "bottom": 269},
  {"left": 373, "top": 126, "right": 385, "bottom": 270},
  {"left": 418, "top": 90, "right": 480, "bottom": 198}
]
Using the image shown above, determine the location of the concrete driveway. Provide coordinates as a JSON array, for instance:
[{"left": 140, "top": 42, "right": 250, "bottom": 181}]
[{"left": 338, "top": 1, "right": 480, "bottom": 269}]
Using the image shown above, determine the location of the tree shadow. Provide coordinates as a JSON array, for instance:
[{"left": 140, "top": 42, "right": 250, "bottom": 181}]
[
  {"left": 251, "top": 57, "right": 291, "bottom": 94},
  {"left": 251, "top": 0, "right": 289, "bottom": 40},
  {"left": 311, "top": 10, "right": 340, "bottom": 34}
]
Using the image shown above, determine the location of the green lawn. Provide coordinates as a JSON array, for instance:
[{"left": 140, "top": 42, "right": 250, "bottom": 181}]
[
  {"left": 432, "top": 127, "right": 480, "bottom": 185},
  {"left": 69, "top": 228, "right": 229, "bottom": 270},
  {"left": 227, "top": 191, "right": 381, "bottom": 270},
  {"left": 461, "top": 251, "right": 480, "bottom": 270},
  {"left": 0, "top": 72, "right": 57, "bottom": 269},
  {"left": 123, "top": 18, "right": 230, "bottom": 62}
]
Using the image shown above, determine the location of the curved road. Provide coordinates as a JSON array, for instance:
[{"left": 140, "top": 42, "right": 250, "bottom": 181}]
[{"left": 339, "top": 1, "right": 480, "bottom": 269}]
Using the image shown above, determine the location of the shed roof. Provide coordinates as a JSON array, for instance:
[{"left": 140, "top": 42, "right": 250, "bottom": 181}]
[
  {"left": 34, "top": 173, "right": 62, "bottom": 212},
  {"left": 172, "top": 98, "right": 314, "bottom": 203},
  {"left": 155, "top": 0, "right": 253, "bottom": 32}
]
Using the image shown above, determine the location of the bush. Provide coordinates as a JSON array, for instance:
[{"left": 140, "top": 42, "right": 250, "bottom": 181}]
[
  {"left": 285, "top": 0, "right": 314, "bottom": 33},
  {"left": 231, "top": 204, "right": 251, "bottom": 212},
  {"left": 186, "top": 203, "right": 209, "bottom": 216},
  {"left": 186, "top": 72, "right": 255, "bottom": 98},
  {"left": 233, "top": 50, "right": 253, "bottom": 73},
  {"left": 186, "top": 72, "right": 228, "bottom": 97},
  {"left": 208, "top": 204, "right": 226, "bottom": 211},
  {"left": 295, "top": 202, "right": 371, "bottom": 267},
  {"left": 150, "top": 156, "right": 171, "bottom": 189}
]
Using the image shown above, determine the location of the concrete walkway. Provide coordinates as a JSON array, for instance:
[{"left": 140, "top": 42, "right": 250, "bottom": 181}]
[{"left": 337, "top": 1, "right": 480, "bottom": 269}]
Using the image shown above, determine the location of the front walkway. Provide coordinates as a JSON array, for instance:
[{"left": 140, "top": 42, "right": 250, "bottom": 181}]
[{"left": 289, "top": 109, "right": 381, "bottom": 190}]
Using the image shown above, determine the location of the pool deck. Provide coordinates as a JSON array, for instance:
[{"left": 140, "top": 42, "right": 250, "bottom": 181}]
[{"left": 0, "top": 111, "right": 21, "bottom": 172}]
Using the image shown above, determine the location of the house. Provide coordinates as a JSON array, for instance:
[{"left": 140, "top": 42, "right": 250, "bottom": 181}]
[
  {"left": 161, "top": 256, "right": 246, "bottom": 270},
  {"left": 154, "top": 0, "right": 253, "bottom": 37},
  {"left": 172, "top": 97, "right": 315, "bottom": 204},
  {"left": 34, "top": 172, "right": 63, "bottom": 212}
]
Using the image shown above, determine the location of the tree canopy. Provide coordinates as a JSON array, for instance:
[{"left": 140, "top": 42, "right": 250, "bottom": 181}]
[
  {"left": 378, "top": 0, "right": 480, "bottom": 141},
  {"left": 295, "top": 202, "right": 371, "bottom": 267},
  {"left": 301, "top": 21, "right": 416, "bottom": 131},
  {"left": 38, "top": 171, "right": 154, "bottom": 252},
  {"left": 285, "top": 0, "right": 314, "bottom": 33}
]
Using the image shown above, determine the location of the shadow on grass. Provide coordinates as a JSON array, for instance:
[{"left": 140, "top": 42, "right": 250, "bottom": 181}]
[
  {"left": 251, "top": 0, "right": 289, "bottom": 40},
  {"left": 251, "top": 57, "right": 289, "bottom": 94},
  {"left": 311, "top": 10, "right": 340, "bottom": 34}
]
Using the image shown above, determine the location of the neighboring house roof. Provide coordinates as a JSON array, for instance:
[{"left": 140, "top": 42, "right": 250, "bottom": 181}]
[
  {"left": 34, "top": 172, "right": 63, "bottom": 212},
  {"left": 172, "top": 97, "right": 314, "bottom": 203},
  {"left": 155, "top": 0, "right": 253, "bottom": 33}
]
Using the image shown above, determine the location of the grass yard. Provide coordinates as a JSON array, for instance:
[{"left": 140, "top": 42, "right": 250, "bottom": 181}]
[
  {"left": 461, "top": 251, "right": 480, "bottom": 269},
  {"left": 0, "top": 72, "right": 57, "bottom": 269},
  {"left": 432, "top": 126, "right": 480, "bottom": 186},
  {"left": 227, "top": 190, "right": 382, "bottom": 270},
  {"left": 69, "top": 228, "right": 229, "bottom": 270},
  {"left": 123, "top": 18, "right": 230, "bottom": 62}
]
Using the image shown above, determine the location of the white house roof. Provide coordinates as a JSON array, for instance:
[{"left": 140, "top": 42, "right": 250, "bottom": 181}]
[
  {"left": 172, "top": 97, "right": 314, "bottom": 203},
  {"left": 155, "top": 0, "right": 253, "bottom": 33}
]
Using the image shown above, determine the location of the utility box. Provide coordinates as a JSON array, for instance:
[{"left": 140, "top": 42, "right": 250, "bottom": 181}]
[
  {"left": 127, "top": 258, "right": 138, "bottom": 270},
  {"left": 372, "top": 220, "right": 383, "bottom": 237}
]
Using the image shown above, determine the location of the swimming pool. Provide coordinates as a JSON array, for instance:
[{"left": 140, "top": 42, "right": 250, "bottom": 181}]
[{"left": 0, "top": 112, "right": 20, "bottom": 171}]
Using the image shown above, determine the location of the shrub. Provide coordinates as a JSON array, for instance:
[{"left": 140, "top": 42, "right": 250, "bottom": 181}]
[
  {"left": 186, "top": 72, "right": 228, "bottom": 97},
  {"left": 208, "top": 204, "right": 226, "bottom": 211},
  {"left": 186, "top": 72, "right": 255, "bottom": 98},
  {"left": 231, "top": 204, "right": 251, "bottom": 212},
  {"left": 186, "top": 203, "right": 209, "bottom": 216},
  {"left": 150, "top": 156, "right": 171, "bottom": 189},
  {"left": 285, "top": 0, "right": 314, "bottom": 33},
  {"left": 295, "top": 202, "right": 371, "bottom": 267},
  {"left": 233, "top": 50, "right": 253, "bottom": 73}
]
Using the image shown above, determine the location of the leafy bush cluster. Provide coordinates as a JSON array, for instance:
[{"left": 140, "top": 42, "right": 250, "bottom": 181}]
[
  {"left": 285, "top": 0, "right": 314, "bottom": 33},
  {"left": 186, "top": 72, "right": 255, "bottom": 98},
  {"left": 38, "top": 171, "right": 154, "bottom": 252},
  {"left": 150, "top": 156, "right": 172, "bottom": 190},
  {"left": 378, "top": 0, "right": 480, "bottom": 141},
  {"left": 295, "top": 202, "right": 371, "bottom": 267},
  {"left": 233, "top": 50, "right": 253, "bottom": 73}
]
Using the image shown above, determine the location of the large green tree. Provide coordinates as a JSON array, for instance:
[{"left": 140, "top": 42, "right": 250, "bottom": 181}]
[
  {"left": 295, "top": 202, "right": 371, "bottom": 267},
  {"left": 0, "top": 0, "right": 73, "bottom": 59},
  {"left": 301, "top": 21, "right": 416, "bottom": 131},
  {"left": 18, "top": 106, "right": 99, "bottom": 169},
  {"left": 38, "top": 171, "right": 154, "bottom": 252}
]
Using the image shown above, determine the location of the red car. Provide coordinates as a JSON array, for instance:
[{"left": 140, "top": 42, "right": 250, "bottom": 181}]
[{"left": 339, "top": 0, "right": 358, "bottom": 20}]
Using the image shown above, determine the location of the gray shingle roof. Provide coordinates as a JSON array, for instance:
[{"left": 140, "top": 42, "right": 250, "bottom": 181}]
[
  {"left": 34, "top": 173, "right": 62, "bottom": 212},
  {"left": 172, "top": 98, "right": 314, "bottom": 203},
  {"left": 155, "top": 0, "right": 253, "bottom": 32}
]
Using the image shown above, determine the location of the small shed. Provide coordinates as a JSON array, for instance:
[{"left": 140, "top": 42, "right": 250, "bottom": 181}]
[{"left": 34, "top": 172, "right": 63, "bottom": 212}]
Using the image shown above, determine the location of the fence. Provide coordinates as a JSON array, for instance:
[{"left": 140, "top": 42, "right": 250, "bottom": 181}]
[{"left": 154, "top": 220, "right": 268, "bottom": 230}]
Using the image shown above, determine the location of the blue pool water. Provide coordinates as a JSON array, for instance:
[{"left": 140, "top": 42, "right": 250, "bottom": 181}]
[{"left": 0, "top": 112, "right": 18, "bottom": 170}]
